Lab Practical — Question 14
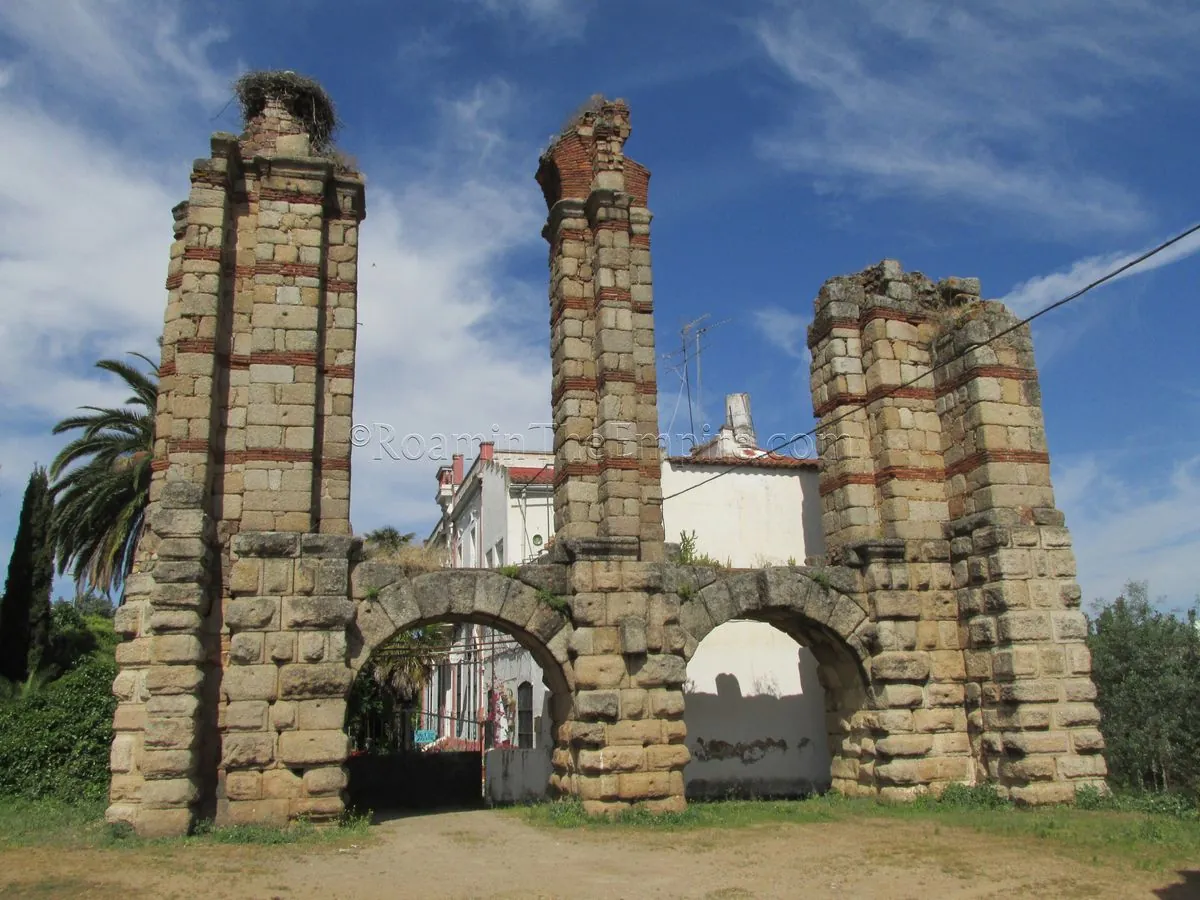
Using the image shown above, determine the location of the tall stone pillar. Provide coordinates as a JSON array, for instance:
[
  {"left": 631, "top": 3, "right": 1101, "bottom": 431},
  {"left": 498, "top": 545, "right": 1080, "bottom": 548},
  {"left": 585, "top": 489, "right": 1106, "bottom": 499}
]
[
  {"left": 808, "top": 261, "right": 1104, "bottom": 801},
  {"left": 107, "top": 77, "right": 365, "bottom": 836},
  {"left": 933, "top": 304, "right": 1106, "bottom": 803},
  {"left": 537, "top": 99, "right": 664, "bottom": 562}
]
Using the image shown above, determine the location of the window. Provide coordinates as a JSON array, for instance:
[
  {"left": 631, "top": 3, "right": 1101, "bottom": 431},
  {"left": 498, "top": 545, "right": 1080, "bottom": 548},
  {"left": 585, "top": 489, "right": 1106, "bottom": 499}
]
[{"left": 517, "top": 681, "right": 534, "bottom": 749}]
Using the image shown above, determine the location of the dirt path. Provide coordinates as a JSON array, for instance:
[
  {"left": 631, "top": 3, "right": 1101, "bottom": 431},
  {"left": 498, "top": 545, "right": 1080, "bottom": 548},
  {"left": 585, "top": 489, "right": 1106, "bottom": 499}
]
[{"left": 0, "top": 809, "right": 1192, "bottom": 899}]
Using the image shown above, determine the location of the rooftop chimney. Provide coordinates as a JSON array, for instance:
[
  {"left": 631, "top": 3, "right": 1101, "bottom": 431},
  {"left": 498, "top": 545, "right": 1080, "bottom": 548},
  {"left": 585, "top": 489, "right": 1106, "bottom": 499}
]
[
  {"left": 479, "top": 442, "right": 495, "bottom": 463},
  {"left": 452, "top": 454, "right": 464, "bottom": 485},
  {"left": 726, "top": 393, "right": 757, "bottom": 449}
]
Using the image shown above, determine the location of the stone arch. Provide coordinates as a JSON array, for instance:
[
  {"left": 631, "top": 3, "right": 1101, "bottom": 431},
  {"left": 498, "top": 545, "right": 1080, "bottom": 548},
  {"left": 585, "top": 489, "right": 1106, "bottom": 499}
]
[
  {"left": 347, "top": 568, "right": 575, "bottom": 763},
  {"left": 677, "top": 567, "right": 874, "bottom": 797}
]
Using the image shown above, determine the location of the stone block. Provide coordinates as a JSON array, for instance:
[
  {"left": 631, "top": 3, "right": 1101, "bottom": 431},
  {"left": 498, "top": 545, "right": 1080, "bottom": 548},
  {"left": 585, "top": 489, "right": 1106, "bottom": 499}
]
[
  {"left": 577, "top": 746, "right": 644, "bottom": 774},
  {"left": 278, "top": 730, "right": 349, "bottom": 766},
  {"left": 874, "top": 735, "right": 933, "bottom": 758},
  {"left": 632, "top": 654, "right": 687, "bottom": 687},
  {"left": 302, "top": 766, "right": 348, "bottom": 796},
  {"left": 645, "top": 744, "right": 690, "bottom": 770},
  {"left": 226, "top": 598, "right": 279, "bottom": 631},
  {"left": 141, "top": 749, "right": 196, "bottom": 778},
  {"left": 648, "top": 688, "right": 685, "bottom": 718},
  {"left": 224, "top": 799, "right": 290, "bottom": 827},
  {"left": 607, "top": 720, "right": 663, "bottom": 746},
  {"left": 229, "top": 560, "right": 261, "bottom": 595},
  {"left": 871, "top": 652, "right": 930, "bottom": 682},
  {"left": 296, "top": 699, "right": 347, "bottom": 731},
  {"left": 222, "top": 733, "right": 276, "bottom": 768},
  {"left": 619, "top": 689, "right": 647, "bottom": 719},
  {"left": 225, "top": 770, "right": 262, "bottom": 801},
  {"left": 146, "top": 665, "right": 205, "bottom": 695},
  {"left": 233, "top": 532, "right": 300, "bottom": 558},
  {"left": 144, "top": 718, "right": 195, "bottom": 750},
  {"left": 283, "top": 596, "right": 354, "bottom": 629},
  {"left": 229, "top": 633, "right": 264, "bottom": 665},
  {"left": 266, "top": 632, "right": 296, "bottom": 663},
  {"left": 618, "top": 617, "right": 647, "bottom": 655},
  {"left": 226, "top": 700, "right": 269, "bottom": 731},
  {"left": 279, "top": 664, "right": 353, "bottom": 699},
  {"left": 262, "top": 768, "right": 303, "bottom": 799},
  {"left": 573, "top": 690, "right": 620, "bottom": 722},
  {"left": 575, "top": 655, "right": 625, "bottom": 690},
  {"left": 222, "top": 665, "right": 278, "bottom": 702}
]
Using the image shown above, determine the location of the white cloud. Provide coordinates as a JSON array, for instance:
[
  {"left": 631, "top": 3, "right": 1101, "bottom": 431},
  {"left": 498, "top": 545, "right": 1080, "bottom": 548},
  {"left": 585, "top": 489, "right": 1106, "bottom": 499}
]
[
  {"left": 753, "top": 1, "right": 1200, "bottom": 232},
  {"left": 0, "top": 8, "right": 555, "bottom": 562},
  {"left": 1054, "top": 453, "right": 1200, "bottom": 614},
  {"left": 751, "top": 308, "right": 809, "bottom": 361},
  {"left": 1001, "top": 227, "right": 1200, "bottom": 316},
  {"left": 0, "top": 0, "right": 233, "bottom": 113}
]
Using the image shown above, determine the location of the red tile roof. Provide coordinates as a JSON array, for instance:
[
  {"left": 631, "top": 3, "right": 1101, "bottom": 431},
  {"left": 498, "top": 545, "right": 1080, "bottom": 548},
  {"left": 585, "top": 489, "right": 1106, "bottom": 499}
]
[{"left": 508, "top": 465, "right": 555, "bottom": 485}]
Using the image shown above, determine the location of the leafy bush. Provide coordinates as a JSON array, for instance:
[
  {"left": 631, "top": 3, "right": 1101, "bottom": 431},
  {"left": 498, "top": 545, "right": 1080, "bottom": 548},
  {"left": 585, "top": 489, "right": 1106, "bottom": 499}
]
[
  {"left": 0, "top": 655, "right": 116, "bottom": 801},
  {"left": 1088, "top": 581, "right": 1200, "bottom": 797}
]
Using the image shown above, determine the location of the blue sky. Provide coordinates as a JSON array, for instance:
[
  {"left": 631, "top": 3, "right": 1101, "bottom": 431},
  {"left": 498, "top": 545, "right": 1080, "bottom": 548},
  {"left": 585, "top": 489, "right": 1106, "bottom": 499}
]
[{"left": 1, "top": 0, "right": 1198, "bottom": 611}]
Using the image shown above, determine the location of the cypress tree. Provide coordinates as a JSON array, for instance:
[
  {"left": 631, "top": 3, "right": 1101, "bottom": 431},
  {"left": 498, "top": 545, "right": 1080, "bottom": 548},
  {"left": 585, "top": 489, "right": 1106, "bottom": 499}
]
[{"left": 0, "top": 467, "right": 55, "bottom": 683}]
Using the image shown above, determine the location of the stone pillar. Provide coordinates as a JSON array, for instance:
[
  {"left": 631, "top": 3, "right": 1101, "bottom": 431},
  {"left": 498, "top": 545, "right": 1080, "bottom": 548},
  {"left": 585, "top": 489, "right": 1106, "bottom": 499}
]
[
  {"left": 537, "top": 98, "right": 664, "bottom": 562},
  {"left": 555, "top": 552, "right": 689, "bottom": 814},
  {"left": 107, "top": 76, "right": 366, "bottom": 836},
  {"left": 220, "top": 533, "right": 355, "bottom": 825},
  {"left": 107, "top": 137, "right": 241, "bottom": 836},
  {"left": 808, "top": 260, "right": 1104, "bottom": 801},
  {"left": 934, "top": 303, "right": 1106, "bottom": 803}
]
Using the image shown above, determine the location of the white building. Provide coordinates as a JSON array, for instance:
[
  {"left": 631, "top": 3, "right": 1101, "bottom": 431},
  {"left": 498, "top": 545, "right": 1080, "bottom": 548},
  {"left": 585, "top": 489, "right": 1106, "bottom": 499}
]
[{"left": 414, "top": 394, "right": 832, "bottom": 800}]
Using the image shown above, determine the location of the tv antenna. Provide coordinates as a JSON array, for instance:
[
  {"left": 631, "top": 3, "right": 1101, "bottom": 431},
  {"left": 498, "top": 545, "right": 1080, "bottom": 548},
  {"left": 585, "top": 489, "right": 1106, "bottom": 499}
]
[{"left": 679, "top": 314, "right": 730, "bottom": 440}]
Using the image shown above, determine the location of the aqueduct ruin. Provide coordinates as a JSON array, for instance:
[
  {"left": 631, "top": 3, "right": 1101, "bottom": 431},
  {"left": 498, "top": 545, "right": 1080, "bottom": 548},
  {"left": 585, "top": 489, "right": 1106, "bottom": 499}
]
[{"left": 107, "top": 80, "right": 1106, "bottom": 836}]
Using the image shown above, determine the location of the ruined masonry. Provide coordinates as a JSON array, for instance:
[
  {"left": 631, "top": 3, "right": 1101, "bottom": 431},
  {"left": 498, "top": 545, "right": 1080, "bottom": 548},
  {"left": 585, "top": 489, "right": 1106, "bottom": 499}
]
[{"left": 108, "top": 84, "right": 1106, "bottom": 837}]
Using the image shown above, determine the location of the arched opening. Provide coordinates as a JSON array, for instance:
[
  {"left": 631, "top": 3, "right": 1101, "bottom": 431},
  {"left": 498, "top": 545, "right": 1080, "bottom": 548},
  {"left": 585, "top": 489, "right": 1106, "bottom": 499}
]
[
  {"left": 679, "top": 569, "right": 874, "bottom": 800},
  {"left": 684, "top": 620, "right": 832, "bottom": 799},
  {"left": 343, "top": 570, "right": 574, "bottom": 814}
]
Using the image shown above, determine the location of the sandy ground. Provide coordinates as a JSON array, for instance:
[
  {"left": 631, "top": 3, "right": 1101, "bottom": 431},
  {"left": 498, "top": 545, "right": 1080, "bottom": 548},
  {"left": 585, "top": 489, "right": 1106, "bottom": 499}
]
[{"left": 0, "top": 808, "right": 1195, "bottom": 900}]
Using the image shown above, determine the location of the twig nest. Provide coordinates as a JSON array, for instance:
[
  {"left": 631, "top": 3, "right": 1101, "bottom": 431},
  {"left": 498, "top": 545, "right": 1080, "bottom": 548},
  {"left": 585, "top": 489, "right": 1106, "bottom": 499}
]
[{"left": 234, "top": 70, "right": 338, "bottom": 152}]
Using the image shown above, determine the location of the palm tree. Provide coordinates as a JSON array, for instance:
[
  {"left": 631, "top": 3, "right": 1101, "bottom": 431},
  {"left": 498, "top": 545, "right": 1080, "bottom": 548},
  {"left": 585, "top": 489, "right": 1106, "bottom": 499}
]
[
  {"left": 49, "top": 354, "right": 157, "bottom": 600},
  {"left": 364, "top": 526, "right": 416, "bottom": 555}
]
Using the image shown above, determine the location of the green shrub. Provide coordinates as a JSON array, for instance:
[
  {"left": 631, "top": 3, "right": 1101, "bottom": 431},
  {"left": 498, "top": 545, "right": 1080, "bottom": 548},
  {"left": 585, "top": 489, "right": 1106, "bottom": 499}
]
[{"left": 0, "top": 655, "right": 116, "bottom": 801}]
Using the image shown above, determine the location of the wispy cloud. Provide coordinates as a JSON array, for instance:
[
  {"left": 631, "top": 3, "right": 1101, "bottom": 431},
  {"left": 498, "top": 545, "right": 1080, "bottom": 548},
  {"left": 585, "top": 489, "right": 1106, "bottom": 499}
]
[
  {"left": 751, "top": 308, "right": 809, "bottom": 361},
  {"left": 0, "top": 0, "right": 233, "bottom": 112},
  {"left": 1055, "top": 453, "right": 1200, "bottom": 613},
  {"left": 1001, "top": 227, "right": 1200, "bottom": 316},
  {"left": 461, "top": 0, "right": 587, "bottom": 37},
  {"left": 0, "top": 1, "right": 555, "bottom": 565},
  {"left": 753, "top": 1, "right": 1200, "bottom": 233}
]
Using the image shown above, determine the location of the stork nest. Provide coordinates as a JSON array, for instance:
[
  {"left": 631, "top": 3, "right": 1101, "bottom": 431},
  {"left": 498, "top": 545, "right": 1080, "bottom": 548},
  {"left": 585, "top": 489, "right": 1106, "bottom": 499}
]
[{"left": 234, "top": 70, "right": 339, "bottom": 152}]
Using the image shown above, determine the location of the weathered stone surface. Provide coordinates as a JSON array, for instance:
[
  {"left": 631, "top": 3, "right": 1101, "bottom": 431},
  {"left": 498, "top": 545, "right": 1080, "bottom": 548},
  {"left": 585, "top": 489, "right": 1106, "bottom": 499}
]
[
  {"left": 278, "top": 730, "right": 349, "bottom": 766},
  {"left": 279, "top": 664, "right": 352, "bottom": 699},
  {"left": 632, "top": 654, "right": 687, "bottom": 687},
  {"left": 232, "top": 532, "right": 300, "bottom": 558},
  {"left": 226, "top": 598, "right": 279, "bottom": 631},
  {"left": 871, "top": 652, "right": 930, "bottom": 682},
  {"left": 282, "top": 596, "right": 355, "bottom": 629},
  {"left": 618, "top": 617, "right": 647, "bottom": 655}
]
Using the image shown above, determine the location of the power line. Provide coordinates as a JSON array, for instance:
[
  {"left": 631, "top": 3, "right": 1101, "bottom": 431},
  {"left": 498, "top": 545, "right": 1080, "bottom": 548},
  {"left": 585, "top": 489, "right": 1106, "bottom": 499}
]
[{"left": 656, "top": 221, "right": 1200, "bottom": 504}]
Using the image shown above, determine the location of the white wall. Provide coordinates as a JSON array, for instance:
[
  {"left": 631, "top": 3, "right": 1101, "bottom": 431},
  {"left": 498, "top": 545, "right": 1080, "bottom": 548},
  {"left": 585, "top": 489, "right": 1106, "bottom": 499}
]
[
  {"left": 480, "top": 467, "right": 508, "bottom": 567},
  {"left": 684, "top": 620, "right": 831, "bottom": 799},
  {"left": 660, "top": 464, "right": 823, "bottom": 567},
  {"left": 508, "top": 490, "right": 553, "bottom": 564}
]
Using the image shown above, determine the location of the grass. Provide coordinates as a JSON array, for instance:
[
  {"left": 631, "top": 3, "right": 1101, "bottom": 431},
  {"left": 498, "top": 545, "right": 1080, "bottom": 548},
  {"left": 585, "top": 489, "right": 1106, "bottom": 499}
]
[
  {"left": 514, "top": 787, "right": 1200, "bottom": 874},
  {"left": 0, "top": 795, "right": 372, "bottom": 850}
]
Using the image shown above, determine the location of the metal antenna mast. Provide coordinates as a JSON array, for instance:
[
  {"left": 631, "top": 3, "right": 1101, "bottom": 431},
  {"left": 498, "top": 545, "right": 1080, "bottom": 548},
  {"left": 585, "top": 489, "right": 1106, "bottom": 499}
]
[{"left": 680, "top": 315, "right": 708, "bottom": 439}]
